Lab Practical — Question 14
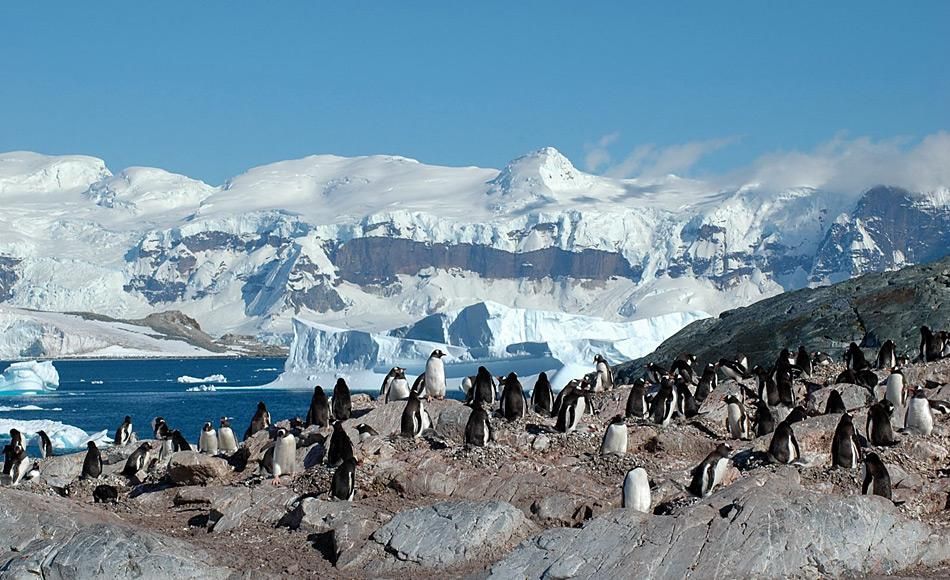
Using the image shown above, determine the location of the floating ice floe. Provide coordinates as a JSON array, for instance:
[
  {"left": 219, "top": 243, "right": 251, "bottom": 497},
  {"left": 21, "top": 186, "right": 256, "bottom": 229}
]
[
  {"left": 0, "top": 361, "right": 59, "bottom": 394},
  {"left": 177, "top": 374, "right": 227, "bottom": 384},
  {"left": 0, "top": 418, "right": 110, "bottom": 451},
  {"left": 185, "top": 384, "right": 218, "bottom": 392},
  {"left": 0, "top": 404, "right": 57, "bottom": 412}
]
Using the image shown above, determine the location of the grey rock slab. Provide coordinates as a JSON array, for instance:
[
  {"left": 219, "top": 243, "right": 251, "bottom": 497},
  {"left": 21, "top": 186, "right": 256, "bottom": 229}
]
[{"left": 167, "top": 451, "right": 231, "bottom": 485}]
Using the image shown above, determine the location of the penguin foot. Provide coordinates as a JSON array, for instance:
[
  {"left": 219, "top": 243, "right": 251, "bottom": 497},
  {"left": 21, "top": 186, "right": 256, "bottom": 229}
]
[{"left": 271, "top": 476, "right": 282, "bottom": 486}]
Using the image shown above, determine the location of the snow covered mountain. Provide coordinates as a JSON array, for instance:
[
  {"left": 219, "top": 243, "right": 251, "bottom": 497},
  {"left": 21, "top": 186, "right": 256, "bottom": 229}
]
[{"left": 1, "top": 148, "right": 948, "bottom": 364}]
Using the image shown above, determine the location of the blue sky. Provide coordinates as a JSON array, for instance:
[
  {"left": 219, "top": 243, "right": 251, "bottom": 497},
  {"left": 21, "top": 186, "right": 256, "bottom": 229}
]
[{"left": 1, "top": 2, "right": 948, "bottom": 185}]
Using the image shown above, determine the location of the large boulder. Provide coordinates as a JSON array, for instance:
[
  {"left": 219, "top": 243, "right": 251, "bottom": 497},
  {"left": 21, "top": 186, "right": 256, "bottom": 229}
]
[
  {"left": 174, "top": 486, "right": 297, "bottom": 533},
  {"left": 281, "top": 497, "right": 391, "bottom": 570},
  {"left": 167, "top": 451, "right": 231, "bottom": 485}
]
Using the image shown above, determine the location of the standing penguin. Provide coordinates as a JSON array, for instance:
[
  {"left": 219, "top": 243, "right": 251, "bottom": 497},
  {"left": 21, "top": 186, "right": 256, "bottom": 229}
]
[
  {"left": 424, "top": 349, "right": 448, "bottom": 400},
  {"left": 904, "top": 387, "right": 934, "bottom": 436},
  {"left": 114, "top": 416, "right": 133, "bottom": 447},
  {"left": 8, "top": 429, "right": 24, "bottom": 450},
  {"left": 6, "top": 445, "right": 27, "bottom": 486},
  {"left": 884, "top": 369, "right": 907, "bottom": 408},
  {"left": 468, "top": 366, "right": 497, "bottom": 406},
  {"left": 331, "top": 457, "right": 357, "bottom": 501},
  {"left": 845, "top": 342, "right": 871, "bottom": 371},
  {"left": 649, "top": 379, "right": 677, "bottom": 427},
  {"left": 676, "top": 380, "right": 700, "bottom": 418},
  {"left": 753, "top": 366, "right": 780, "bottom": 406},
  {"left": 122, "top": 442, "right": 152, "bottom": 477},
  {"left": 464, "top": 403, "right": 494, "bottom": 447},
  {"left": 244, "top": 401, "right": 271, "bottom": 440},
  {"left": 381, "top": 367, "right": 410, "bottom": 402},
  {"left": 552, "top": 379, "right": 579, "bottom": 418},
  {"left": 920, "top": 326, "right": 946, "bottom": 363},
  {"left": 621, "top": 467, "right": 651, "bottom": 512},
  {"left": 327, "top": 420, "right": 355, "bottom": 467},
  {"left": 671, "top": 353, "right": 697, "bottom": 385},
  {"left": 767, "top": 420, "right": 801, "bottom": 464},
  {"left": 332, "top": 378, "right": 353, "bottom": 421},
  {"left": 262, "top": 428, "right": 296, "bottom": 486},
  {"left": 695, "top": 363, "right": 718, "bottom": 404},
  {"left": 198, "top": 422, "right": 218, "bottom": 455},
  {"left": 218, "top": 417, "right": 238, "bottom": 453},
  {"left": 831, "top": 413, "right": 862, "bottom": 469},
  {"left": 867, "top": 400, "right": 899, "bottom": 446},
  {"left": 876, "top": 340, "right": 898, "bottom": 369},
  {"left": 555, "top": 393, "right": 586, "bottom": 434},
  {"left": 625, "top": 378, "right": 648, "bottom": 419},
  {"left": 862, "top": 452, "right": 892, "bottom": 500},
  {"left": 36, "top": 430, "right": 54, "bottom": 459},
  {"left": 724, "top": 394, "right": 752, "bottom": 440},
  {"left": 689, "top": 443, "right": 733, "bottom": 497},
  {"left": 593, "top": 354, "right": 614, "bottom": 391},
  {"left": 531, "top": 372, "right": 554, "bottom": 416},
  {"left": 306, "top": 386, "right": 332, "bottom": 428},
  {"left": 754, "top": 399, "right": 775, "bottom": 437},
  {"left": 153, "top": 417, "right": 170, "bottom": 440},
  {"left": 776, "top": 370, "right": 796, "bottom": 407},
  {"left": 600, "top": 415, "right": 628, "bottom": 456},
  {"left": 171, "top": 430, "right": 191, "bottom": 452},
  {"left": 81, "top": 441, "right": 102, "bottom": 479},
  {"left": 400, "top": 390, "right": 429, "bottom": 438},
  {"left": 499, "top": 373, "right": 527, "bottom": 421},
  {"left": 824, "top": 390, "right": 847, "bottom": 415},
  {"left": 795, "top": 346, "right": 813, "bottom": 377}
]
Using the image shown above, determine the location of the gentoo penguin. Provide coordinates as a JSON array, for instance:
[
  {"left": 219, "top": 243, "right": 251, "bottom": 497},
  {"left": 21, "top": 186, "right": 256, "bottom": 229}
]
[
  {"left": 644, "top": 362, "right": 666, "bottom": 385},
  {"left": 920, "top": 325, "right": 946, "bottom": 362},
  {"left": 718, "top": 358, "right": 751, "bottom": 382},
  {"left": 306, "top": 386, "right": 331, "bottom": 428},
  {"left": 904, "top": 387, "right": 934, "bottom": 436},
  {"left": 153, "top": 417, "right": 170, "bottom": 440},
  {"left": 499, "top": 373, "right": 527, "bottom": 421},
  {"left": 122, "top": 442, "right": 152, "bottom": 476},
  {"left": 824, "top": 390, "right": 847, "bottom": 415},
  {"left": 424, "top": 349, "right": 448, "bottom": 400},
  {"left": 36, "top": 430, "right": 54, "bottom": 459},
  {"left": 411, "top": 372, "right": 426, "bottom": 396},
  {"left": 735, "top": 353, "right": 749, "bottom": 371},
  {"left": 670, "top": 353, "right": 697, "bottom": 385},
  {"left": 795, "top": 346, "right": 813, "bottom": 377},
  {"left": 754, "top": 399, "right": 775, "bottom": 437},
  {"left": 724, "top": 394, "right": 752, "bottom": 440},
  {"left": 383, "top": 367, "right": 411, "bottom": 403},
  {"left": 81, "top": 441, "right": 102, "bottom": 479},
  {"left": 676, "top": 379, "right": 699, "bottom": 418},
  {"left": 263, "top": 428, "right": 297, "bottom": 486},
  {"left": 689, "top": 443, "right": 733, "bottom": 497},
  {"left": 831, "top": 413, "right": 862, "bottom": 469},
  {"left": 218, "top": 417, "right": 238, "bottom": 453},
  {"left": 594, "top": 354, "right": 614, "bottom": 391},
  {"left": 114, "top": 416, "right": 133, "bottom": 446},
  {"left": 355, "top": 423, "right": 379, "bottom": 442},
  {"left": 93, "top": 485, "right": 119, "bottom": 504},
  {"left": 784, "top": 405, "right": 809, "bottom": 424},
  {"left": 776, "top": 369, "right": 796, "bottom": 407},
  {"left": 327, "top": 421, "right": 354, "bottom": 467},
  {"left": 876, "top": 340, "right": 898, "bottom": 370},
  {"left": 332, "top": 378, "right": 353, "bottom": 421},
  {"left": 552, "top": 379, "right": 579, "bottom": 418},
  {"left": 694, "top": 363, "right": 718, "bottom": 404},
  {"left": 25, "top": 461, "right": 40, "bottom": 481},
  {"left": 753, "top": 365, "right": 779, "bottom": 406},
  {"left": 5, "top": 444, "right": 27, "bottom": 486},
  {"left": 845, "top": 342, "right": 870, "bottom": 371},
  {"left": 244, "top": 401, "right": 271, "bottom": 440},
  {"left": 168, "top": 430, "right": 190, "bottom": 452},
  {"left": 773, "top": 347, "right": 798, "bottom": 382},
  {"left": 867, "top": 400, "right": 899, "bottom": 446},
  {"left": 198, "top": 422, "right": 218, "bottom": 455},
  {"left": 331, "top": 457, "right": 357, "bottom": 501},
  {"left": 555, "top": 393, "right": 586, "bottom": 433},
  {"left": 767, "top": 420, "right": 801, "bottom": 465},
  {"left": 621, "top": 467, "right": 651, "bottom": 512},
  {"left": 400, "top": 389, "right": 428, "bottom": 438},
  {"left": 813, "top": 351, "right": 833, "bottom": 365},
  {"left": 862, "top": 452, "right": 892, "bottom": 500},
  {"left": 464, "top": 403, "right": 493, "bottom": 447},
  {"left": 8, "top": 429, "right": 24, "bottom": 450},
  {"left": 467, "top": 366, "right": 497, "bottom": 406},
  {"left": 531, "top": 372, "right": 554, "bottom": 416},
  {"left": 884, "top": 368, "right": 907, "bottom": 408},
  {"left": 600, "top": 415, "right": 628, "bottom": 456},
  {"left": 625, "top": 378, "right": 648, "bottom": 419},
  {"left": 649, "top": 379, "right": 676, "bottom": 427}
]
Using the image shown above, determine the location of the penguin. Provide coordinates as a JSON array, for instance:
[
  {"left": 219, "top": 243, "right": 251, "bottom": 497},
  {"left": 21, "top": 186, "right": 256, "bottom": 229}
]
[
  {"left": 670, "top": 353, "right": 697, "bottom": 385},
  {"left": 331, "top": 456, "right": 357, "bottom": 501},
  {"left": 831, "top": 413, "right": 862, "bottom": 469},
  {"left": 776, "top": 369, "right": 796, "bottom": 407},
  {"left": 114, "top": 416, "right": 133, "bottom": 447},
  {"left": 36, "top": 430, "right": 54, "bottom": 459},
  {"left": 594, "top": 354, "right": 614, "bottom": 391},
  {"left": 689, "top": 443, "right": 733, "bottom": 497},
  {"left": 499, "top": 372, "right": 527, "bottom": 421},
  {"left": 845, "top": 342, "right": 870, "bottom": 371},
  {"left": 81, "top": 441, "right": 102, "bottom": 479},
  {"left": 383, "top": 367, "right": 411, "bottom": 403},
  {"left": 884, "top": 368, "right": 907, "bottom": 408},
  {"left": 718, "top": 358, "right": 751, "bottom": 382},
  {"left": 8, "top": 429, "right": 24, "bottom": 450},
  {"left": 600, "top": 415, "right": 628, "bottom": 456},
  {"left": 331, "top": 378, "right": 353, "bottom": 421},
  {"left": 773, "top": 347, "right": 798, "bottom": 382},
  {"left": 552, "top": 379, "right": 579, "bottom": 418},
  {"left": 867, "top": 400, "right": 899, "bottom": 446},
  {"left": 648, "top": 379, "right": 676, "bottom": 427},
  {"left": 467, "top": 366, "right": 497, "bottom": 406},
  {"left": 326, "top": 420, "right": 354, "bottom": 467},
  {"left": 555, "top": 393, "right": 586, "bottom": 434},
  {"left": 813, "top": 351, "right": 833, "bottom": 365},
  {"left": 644, "top": 362, "right": 666, "bottom": 385},
  {"left": 675, "top": 379, "right": 700, "bottom": 419},
  {"left": 724, "top": 394, "right": 752, "bottom": 440},
  {"left": 93, "top": 485, "right": 119, "bottom": 504},
  {"left": 5, "top": 444, "right": 27, "bottom": 486},
  {"left": 244, "top": 401, "right": 271, "bottom": 440},
  {"left": 621, "top": 467, "right": 651, "bottom": 512},
  {"left": 424, "top": 349, "right": 448, "bottom": 400},
  {"left": 930, "top": 399, "right": 950, "bottom": 415},
  {"left": 784, "top": 405, "right": 809, "bottom": 424},
  {"left": 754, "top": 399, "right": 775, "bottom": 437},
  {"left": 218, "top": 417, "right": 238, "bottom": 454},
  {"left": 531, "top": 372, "right": 554, "bottom": 416},
  {"left": 904, "top": 387, "right": 934, "bottom": 436},
  {"left": 464, "top": 403, "right": 494, "bottom": 447},
  {"left": 795, "top": 346, "right": 813, "bottom": 377},
  {"left": 920, "top": 325, "right": 946, "bottom": 363},
  {"left": 824, "top": 389, "right": 847, "bottom": 415},
  {"left": 306, "top": 386, "right": 331, "bottom": 428},
  {"left": 198, "top": 422, "right": 218, "bottom": 455},
  {"left": 265, "top": 428, "right": 297, "bottom": 486},
  {"left": 694, "top": 363, "right": 718, "bottom": 404},
  {"left": 25, "top": 461, "right": 40, "bottom": 481},
  {"left": 876, "top": 340, "right": 898, "bottom": 370},
  {"left": 171, "top": 430, "right": 191, "bottom": 452},
  {"left": 861, "top": 452, "right": 892, "bottom": 500},
  {"left": 753, "top": 365, "right": 780, "bottom": 406},
  {"left": 153, "top": 417, "right": 170, "bottom": 440},
  {"left": 767, "top": 420, "right": 801, "bottom": 465},
  {"left": 411, "top": 372, "right": 426, "bottom": 396},
  {"left": 122, "top": 442, "right": 152, "bottom": 477},
  {"left": 355, "top": 423, "right": 379, "bottom": 442},
  {"left": 735, "top": 353, "right": 749, "bottom": 371},
  {"left": 625, "top": 378, "right": 648, "bottom": 419},
  {"left": 400, "top": 389, "right": 428, "bottom": 438}
]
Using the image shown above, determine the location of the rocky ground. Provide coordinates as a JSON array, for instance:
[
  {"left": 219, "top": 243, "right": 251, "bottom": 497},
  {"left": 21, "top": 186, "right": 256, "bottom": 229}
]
[{"left": 3, "top": 357, "right": 950, "bottom": 578}]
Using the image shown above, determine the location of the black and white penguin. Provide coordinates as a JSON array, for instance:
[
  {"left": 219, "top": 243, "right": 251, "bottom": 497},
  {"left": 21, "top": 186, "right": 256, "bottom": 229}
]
[
  {"left": 831, "top": 413, "right": 862, "bottom": 469},
  {"left": 355, "top": 423, "right": 379, "bottom": 442},
  {"left": 689, "top": 443, "right": 733, "bottom": 497},
  {"left": 676, "top": 379, "right": 700, "bottom": 419},
  {"left": 776, "top": 369, "right": 796, "bottom": 407},
  {"left": 466, "top": 366, "right": 497, "bottom": 406},
  {"left": 884, "top": 368, "right": 907, "bottom": 408},
  {"left": 670, "top": 353, "right": 697, "bottom": 385},
  {"left": 331, "top": 457, "right": 357, "bottom": 501},
  {"left": 718, "top": 358, "right": 751, "bottom": 382},
  {"left": 464, "top": 403, "right": 493, "bottom": 447},
  {"left": 5, "top": 444, "right": 27, "bottom": 486},
  {"left": 8, "top": 429, "right": 24, "bottom": 450},
  {"left": 332, "top": 378, "right": 353, "bottom": 421},
  {"left": 198, "top": 422, "right": 218, "bottom": 455},
  {"left": 171, "top": 430, "right": 191, "bottom": 452},
  {"left": 644, "top": 362, "right": 666, "bottom": 385},
  {"left": 862, "top": 452, "right": 892, "bottom": 500},
  {"left": 920, "top": 325, "right": 947, "bottom": 363},
  {"left": 306, "top": 386, "right": 332, "bottom": 428},
  {"left": 326, "top": 420, "right": 354, "bottom": 467},
  {"left": 264, "top": 428, "right": 297, "bottom": 486},
  {"left": 218, "top": 417, "right": 238, "bottom": 454},
  {"left": 153, "top": 417, "right": 170, "bottom": 440},
  {"left": 621, "top": 467, "right": 651, "bottom": 512},
  {"left": 600, "top": 415, "right": 628, "bottom": 456},
  {"left": 531, "top": 372, "right": 554, "bottom": 416},
  {"left": 25, "top": 461, "right": 40, "bottom": 481},
  {"left": 552, "top": 379, "right": 579, "bottom": 418},
  {"left": 724, "top": 394, "right": 752, "bottom": 440},
  {"left": 81, "top": 441, "right": 102, "bottom": 479},
  {"left": 555, "top": 393, "right": 586, "bottom": 433},
  {"left": 381, "top": 367, "right": 410, "bottom": 403},
  {"left": 904, "top": 387, "right": 934, "bottom": 436},
  {"left": 649, "top": 379, "right": 676, "bottom": 427},
  {"left": 824, "top": 389, "right": 847, "bottom": 415},
  {"left": 244, "top": 401, "right": 271, "bottom": 440},
  {"left": 813, "top": 351, "right": 833, "bottom": 365},
  {"left": 795, "top": 346, "right": 813, "bottom": 378},
  {"left": 594, "top": 354, "right": 614, "bottom": 391},
  {"left": 773, "top": 347, "right": 798, "bottom": 382},
  {"left": 625, "top": 378, "right": 648, "bottom": 419},
  {"left": 876, "top": 340, "right": 898, "bottom": 370},
  {"left": 93, "top": 485, "right": 119, "bottom": 504},
  {"left": 752, "top": 365, "right": 779, "bottom": 406},
  {"left": 784, "top": 405, "right": 809, "bottom": 424},
  {"left": 845, "top": 342, "right": 871, "bottom": 371},
  {"left": 400, "top": 390, "right": 429, "bottom": 438},
  {"left": 36, "top": 430, "right": 54, "bottom": 459},
  {"left": 122, "top": 442, "right": 152, "bottom": 477},
  {"left": 754, "top": 399, "right": 775, "bottom": 437},
  {"left": 735, "top": 353, "right": 750, "bottom": 371},
  {"left": 767, "top": 420, "right": 801, "bottom": 465},
  {"left": 694, "top": 363, "right": 718, "bottom": 404},
  {"left": 411, "top": 372, "right": 426, "bottom": 396},
  {"left": 114, "top": 416, "right": 133, "bottom": 447},
  {"left": 867, "top": 400, "right": 899, "bottom": 446},
  {"left": 499, "top": 373, "right": 527, "bottom": 421},
  {"left": 424, "top": 349, "right": 448, "bottom": 400}
]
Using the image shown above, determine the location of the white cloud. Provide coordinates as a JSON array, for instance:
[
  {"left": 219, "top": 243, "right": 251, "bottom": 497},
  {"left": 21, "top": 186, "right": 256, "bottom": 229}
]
[
  {"left": 587, "top": 135, "right": 738, "bottom": 179},
  {"left": 583, "top": 132, "right": 620, "bottom": 172}
]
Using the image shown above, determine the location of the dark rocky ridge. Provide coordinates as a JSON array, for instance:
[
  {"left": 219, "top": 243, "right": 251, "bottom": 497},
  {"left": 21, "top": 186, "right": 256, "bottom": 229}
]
[
  {"left": 615, "top": 255, "right": 950, "bottom": 383},
  {"left": 0, "top": 255, "right": 19, "bottom": 302}
]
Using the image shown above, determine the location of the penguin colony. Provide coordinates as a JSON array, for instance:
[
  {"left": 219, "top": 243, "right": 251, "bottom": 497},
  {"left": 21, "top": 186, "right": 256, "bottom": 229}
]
[{"left": 3, "top": 327, "right": 949, "bottom": 517}]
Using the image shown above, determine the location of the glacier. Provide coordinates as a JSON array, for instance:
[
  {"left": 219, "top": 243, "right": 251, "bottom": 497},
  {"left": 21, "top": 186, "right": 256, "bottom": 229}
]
[{"left": 0, "top": 360, "right": 59, "bottom": 394}]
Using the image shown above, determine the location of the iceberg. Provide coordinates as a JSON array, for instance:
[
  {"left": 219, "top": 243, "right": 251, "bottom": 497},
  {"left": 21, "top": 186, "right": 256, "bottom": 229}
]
[
  {"left": 177, "top": 374, "right": 227, "bottom": 384},
  {"left": 0, "top": 418, "right": 110, "bottom": 451},
  {"left": 0, "top": 361, "right": 59, "bottom": 394}
]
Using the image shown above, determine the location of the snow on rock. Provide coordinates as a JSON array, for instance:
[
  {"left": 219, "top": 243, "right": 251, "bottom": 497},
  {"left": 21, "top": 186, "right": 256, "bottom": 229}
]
[
  {"left": 177, "top": 374, "right": 227, "bottom": 384},
  {"left": 0, "top": 361, "right": 59, "bottom": 393},
  {"left": 0, "top": 419, "right": 109, "bottom": 451}
]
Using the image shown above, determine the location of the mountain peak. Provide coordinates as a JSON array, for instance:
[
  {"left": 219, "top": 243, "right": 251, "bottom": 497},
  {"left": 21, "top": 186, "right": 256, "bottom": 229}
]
[{"left": 487, "top": 147, "right": 596, "bottom": 210}]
